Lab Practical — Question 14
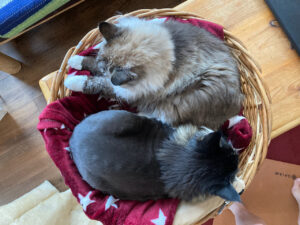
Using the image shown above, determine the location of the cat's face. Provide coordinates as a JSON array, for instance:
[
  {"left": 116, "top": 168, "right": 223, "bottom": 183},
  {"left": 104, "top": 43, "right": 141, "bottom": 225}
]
[
  {"left": 97, "top": 18, "right": 175, "bottom": 96},
  {"left": 195, "top": 132, "right": 240, "bottom": 201}
]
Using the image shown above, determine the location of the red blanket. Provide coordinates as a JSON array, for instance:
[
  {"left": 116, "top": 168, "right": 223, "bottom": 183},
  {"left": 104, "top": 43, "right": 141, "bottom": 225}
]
[{"left": 37, "top": 18, "right": 251, "bottom": 225}]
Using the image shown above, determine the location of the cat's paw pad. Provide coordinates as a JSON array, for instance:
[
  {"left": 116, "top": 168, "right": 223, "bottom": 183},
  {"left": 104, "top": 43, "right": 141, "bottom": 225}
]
[
  {"left": 64, "top": 74, "right": 87, "bottom": 92},
  {"left": 68, "top": 55, "right": 84, "bottom": 70}
]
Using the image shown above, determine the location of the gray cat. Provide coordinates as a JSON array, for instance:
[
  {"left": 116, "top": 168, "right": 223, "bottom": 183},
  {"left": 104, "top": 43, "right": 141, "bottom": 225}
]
[
  {"left": 70, "top": 110, "right": 240, "bottom": 202},
  {"left": 65, "top": 17, "right": 243, "bottom": 129}
]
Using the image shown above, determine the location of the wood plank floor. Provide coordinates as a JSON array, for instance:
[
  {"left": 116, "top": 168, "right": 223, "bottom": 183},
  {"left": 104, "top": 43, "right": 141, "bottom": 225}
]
[{"left": 0, "top": 0, "right": 183, "bottom": 205}]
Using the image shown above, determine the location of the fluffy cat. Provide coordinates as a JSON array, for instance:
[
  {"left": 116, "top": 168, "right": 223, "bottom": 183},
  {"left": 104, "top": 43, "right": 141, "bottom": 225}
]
[
  {"left": 70, "top": 110, "right": 240, "bottom": 202},
  {"left": 65, "top": 17, "right": 244, "bottom": 129}
]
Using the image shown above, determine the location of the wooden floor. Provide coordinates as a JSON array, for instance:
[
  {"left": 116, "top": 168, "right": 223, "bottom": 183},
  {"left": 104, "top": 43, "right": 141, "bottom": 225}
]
[{"left": 0, "top": 0, "right": 183, "bottom": 205}]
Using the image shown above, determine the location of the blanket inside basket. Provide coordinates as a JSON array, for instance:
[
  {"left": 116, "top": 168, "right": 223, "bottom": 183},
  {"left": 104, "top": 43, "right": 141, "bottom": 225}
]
[{"left": 37, "top": 17, "right": 251, "bottom": 225}]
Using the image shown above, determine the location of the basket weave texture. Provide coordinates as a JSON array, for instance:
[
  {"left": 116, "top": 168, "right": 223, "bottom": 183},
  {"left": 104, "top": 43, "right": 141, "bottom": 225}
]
[{"left": 47, "top": 8, "right": 272, "bottom": 224}]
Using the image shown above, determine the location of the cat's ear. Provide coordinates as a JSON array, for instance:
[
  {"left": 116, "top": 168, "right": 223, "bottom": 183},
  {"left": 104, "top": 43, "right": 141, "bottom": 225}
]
[
  {"left": 215, "top": 184, "right": 241, "bottom": 202},
  {"left": 206, "top": 131, "right": 222, "bottom": 147},
  {"left": 99, "top": 22, "right": 120, "bottom": 41},
  {"left": 207, "top": 131, "right": 230, "bottom": 148},
  {"left": 219, "top": 135, "right": 229, "bottom": 148}
]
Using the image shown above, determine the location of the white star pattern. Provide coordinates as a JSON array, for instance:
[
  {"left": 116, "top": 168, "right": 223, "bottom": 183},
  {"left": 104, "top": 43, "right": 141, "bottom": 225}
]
[
  {"left": 64, "top": 147, "right": 70, "bottom": 152},
  {"left": 84, "top": 113, "right": 87, "bottom": 118},
  {"left": 60, "top": 124, "right": 66, "bottom": 129},
  {"left": 108, "top": 104, "right": 120, "bottom": 110},
  {"left": 109, "top": 98, "right": 117, "bottom": 102},
  {"left": 228, "top": 115, "right": 245, "bottom": 128},
  {"left": 151, "top": 209, "right": 167, "bottom": 225},
  {"left": 105, "top": 195, "right": 119, "bottom": 211},
  {"left": 97, "top": 95, "right": 103, "bottom": 101},
  {"left": 78, "top": 191, "right": 96, "bottom": 211},
  {"left": 228, "top": 140, "right": 243, "bottom": 152}
]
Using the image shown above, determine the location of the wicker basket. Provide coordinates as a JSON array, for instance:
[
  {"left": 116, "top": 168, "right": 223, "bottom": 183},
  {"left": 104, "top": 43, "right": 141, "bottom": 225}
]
[{"left": 47, "top": 8, "right": 272, "bottom": 225}]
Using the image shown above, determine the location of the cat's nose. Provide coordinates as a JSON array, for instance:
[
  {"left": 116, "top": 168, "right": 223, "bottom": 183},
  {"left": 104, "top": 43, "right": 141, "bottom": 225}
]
[
  {"left": 111, "top": 69, "right": 131, "bottom": 85},
  {"left": 111, "top": 73, "right": 124, "bottom": 85}
]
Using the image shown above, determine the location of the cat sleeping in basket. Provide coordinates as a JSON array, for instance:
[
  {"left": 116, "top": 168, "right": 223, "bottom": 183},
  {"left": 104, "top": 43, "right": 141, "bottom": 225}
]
[
  {"left": 65, "top": 17, "right": 244, "bottom": 130},
  {"left": 70, "top": 110, "right": 240, "bottom": 202}
]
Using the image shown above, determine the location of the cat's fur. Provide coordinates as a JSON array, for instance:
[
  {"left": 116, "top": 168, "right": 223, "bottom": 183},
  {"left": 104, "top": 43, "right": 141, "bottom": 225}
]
[
  {"left": 65, "top": 17, "right": 244, "bottom": 129},
  {"left": 70, "top": 110, "right": 240, "bottom": 202}
]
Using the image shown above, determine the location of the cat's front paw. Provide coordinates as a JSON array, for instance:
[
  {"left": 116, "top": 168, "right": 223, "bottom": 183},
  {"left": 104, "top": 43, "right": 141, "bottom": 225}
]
[
  {"left": 64, "top": 74, "right": 87, "bottom": 92},
  {"left": 68, "top": 55, "right": 84, "bottom": 70}
]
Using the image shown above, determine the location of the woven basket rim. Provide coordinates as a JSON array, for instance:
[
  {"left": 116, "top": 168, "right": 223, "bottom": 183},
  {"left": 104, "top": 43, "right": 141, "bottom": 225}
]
[{"left": 48, "top": 8, "right": 272, "bottom": 225}]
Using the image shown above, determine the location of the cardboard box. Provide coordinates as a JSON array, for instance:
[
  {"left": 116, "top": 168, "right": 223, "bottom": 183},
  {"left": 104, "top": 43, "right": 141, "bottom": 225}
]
[{"left": 214, "top": 159, "right": 300, "bottom": 225}]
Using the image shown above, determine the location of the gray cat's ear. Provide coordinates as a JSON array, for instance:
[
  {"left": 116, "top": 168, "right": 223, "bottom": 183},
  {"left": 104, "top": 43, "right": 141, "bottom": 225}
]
[
  {"left": 215, "top": 184, "right": 241, "bottom": 202},
  {"left": 99, "top": 22, "right": 120, "bottom": 41},
  {"left": 219, "top": 135, "right": 229, "bottom": 148},
  {"left": 206, "top": 131, "right": 222, "bottom": 147}
]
